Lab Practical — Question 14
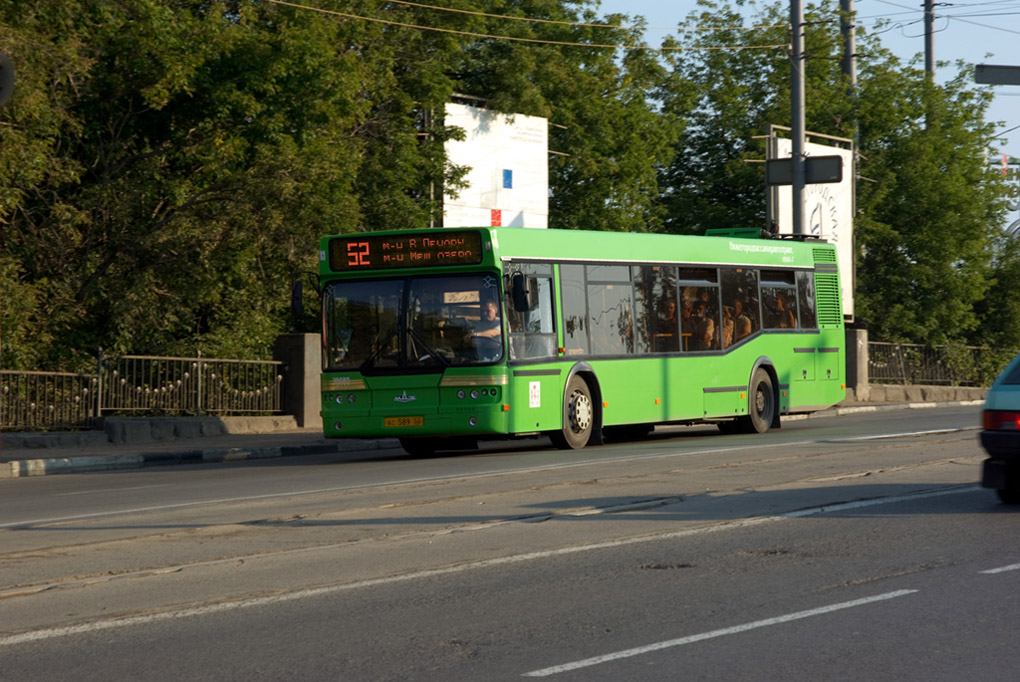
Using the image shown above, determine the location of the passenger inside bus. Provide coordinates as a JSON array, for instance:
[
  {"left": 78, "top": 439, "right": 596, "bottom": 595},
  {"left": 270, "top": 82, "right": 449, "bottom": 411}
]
[{"left": 653, "top": 298, "right": 680, "bottom": 352}]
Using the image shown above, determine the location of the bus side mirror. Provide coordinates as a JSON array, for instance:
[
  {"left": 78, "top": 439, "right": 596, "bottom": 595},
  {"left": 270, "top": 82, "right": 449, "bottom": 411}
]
[{"left": 509, "top": 272, "right": 536, "bottom": 312}]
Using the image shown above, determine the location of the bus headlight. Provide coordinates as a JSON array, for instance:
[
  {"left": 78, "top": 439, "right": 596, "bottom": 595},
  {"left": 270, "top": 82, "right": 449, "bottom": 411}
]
[
  {"left": 333, "top": 421, "right": 343, "bottom": 431},
  {"left": 468, "top": 417, "right": 478, "bottom": 427},
  {"left": 470, "top": 389, "right": 479, "bottom": 400}
]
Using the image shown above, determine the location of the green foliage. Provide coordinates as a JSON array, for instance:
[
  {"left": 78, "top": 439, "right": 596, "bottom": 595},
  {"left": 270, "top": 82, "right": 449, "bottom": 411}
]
[
  {"left": 854, "top": 67, "right": 1006, "bottom": 344},
  {"left": 657, "top": 0, "right": 1008, "bottom": 347},
  {"left": 977, "top": 235, "right": 1020, "bottom": 351},
  {"left": 0, "top": 0, "right": 1014, "bottom": 371}
]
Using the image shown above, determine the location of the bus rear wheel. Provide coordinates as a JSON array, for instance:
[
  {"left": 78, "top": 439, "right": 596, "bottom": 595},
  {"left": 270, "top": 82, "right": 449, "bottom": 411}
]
[
  {"left": 551, "top": 376, "right": 594, "bottom": 450},
  {"left": 997, "top": 487, "right": 1020, "bottom": 504},
  {"left": 737, "top": 368, "right": 775, "bottom": 434}
]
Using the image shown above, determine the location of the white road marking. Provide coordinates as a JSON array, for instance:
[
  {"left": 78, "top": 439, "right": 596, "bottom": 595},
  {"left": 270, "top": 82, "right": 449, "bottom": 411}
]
[
  {"left": 0, "top": 515, "right": 783, "bottom": 647},
  {"left": 838, "top": 428, "right": 972, "bottom": 441},
  {"left": 521, "top": 590, "right": 919, "bottom": 677},
  {"left": 783, "top": 485, "right": 978, "bottom": 517},
  {"left": 0, "top": 485, "right": 972, "bottom": 647},
  {"left": 0, "top": 441, "right": 813, "bottom": 529},
  {"left": 980, "top": 563, "right": 1020, "bottom": 574},
  {"left": 56, "top": 485, "right": 169, "bottom": 496},
  {"left": 0, "top": 425, "right": 975, "bottom": 529}
]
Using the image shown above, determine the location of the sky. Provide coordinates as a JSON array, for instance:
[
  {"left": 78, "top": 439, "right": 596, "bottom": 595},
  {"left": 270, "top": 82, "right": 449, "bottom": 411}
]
[{"left": 595, "top": 0, "right": 1020, "bottom": 169}]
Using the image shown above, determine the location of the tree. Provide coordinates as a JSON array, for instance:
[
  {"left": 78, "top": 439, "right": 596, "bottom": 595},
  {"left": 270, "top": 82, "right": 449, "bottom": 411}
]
[
  {"left": 853, "top": 66, "right": 1005, "bottom": 344},
  {"left": 0, "top": 0, "right": 682, "bottom": 369},
  {"left": 452, "top": 1, "right": 683, "bottom": 232},
  {"left": 657, "top": 0, "right": 1007, "bottom": 345}
]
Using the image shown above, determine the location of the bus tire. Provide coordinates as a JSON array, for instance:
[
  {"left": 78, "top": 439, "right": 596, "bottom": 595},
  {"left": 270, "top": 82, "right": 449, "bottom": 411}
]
[
  {"left": 717, "top": 420, "right": 742, "bottom": 435},
  {"left": 604, "top": 424, "right": 653, "bottom": 442},
  {"left": 741, "top": 368, "right": 775, "bottom": 434},
  {"left": 399, "top": 438, "right": 437, "bottom": 457},
  {"left": 551, "top": 375, "right": 594, "bottom": 450},
  {"left": 997, "top": 486, "right": 1020, "bottom": 504}
]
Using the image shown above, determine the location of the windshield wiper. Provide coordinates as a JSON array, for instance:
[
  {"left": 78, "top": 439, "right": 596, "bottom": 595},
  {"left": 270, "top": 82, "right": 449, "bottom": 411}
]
[
  {"left": 359, "top": 327, "right": 399, "bottom": 372},
  {"left": 407, "top": 327, "right": 451, "bottom": 367}
]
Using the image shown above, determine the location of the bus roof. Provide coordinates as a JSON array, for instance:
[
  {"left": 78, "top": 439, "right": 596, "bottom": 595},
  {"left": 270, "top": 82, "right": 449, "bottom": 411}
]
[{"left": 319, "top": 227, "right": 835, "bottom": 276}]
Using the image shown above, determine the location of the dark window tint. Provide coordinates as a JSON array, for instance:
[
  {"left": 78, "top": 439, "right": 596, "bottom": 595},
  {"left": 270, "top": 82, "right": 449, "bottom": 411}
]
[
  {"left": 678, "top": 267, "right": 717, "bottom": 284},
  {"left": 797, "top": 271, "right": 817, "bottom": 329},
  {"left": 681, "top": 285, "right": 720, "bottom": 351},
  {"left": 633, "top": 265, "right": 678, "bottom": 353},
  {"left": 762, "top": 285, "right": 797, "bottom": 329},
  {"left": 761, "top": 270, "right": 796, "bottom": 285},
  {"left": 323, "top": 279, "right": 402, "bottom": 370},
  {"left": 721, "top": 268, "right": 759, "bottom": 347},
  {"left": 1003, "top": 356, "right": 1020, "bottom": 385}
]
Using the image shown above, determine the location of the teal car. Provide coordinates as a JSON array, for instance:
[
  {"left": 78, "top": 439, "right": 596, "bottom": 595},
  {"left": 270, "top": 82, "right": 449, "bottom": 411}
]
[{"left": 980, "top": 352, "right": 1020, "bottom": 503}]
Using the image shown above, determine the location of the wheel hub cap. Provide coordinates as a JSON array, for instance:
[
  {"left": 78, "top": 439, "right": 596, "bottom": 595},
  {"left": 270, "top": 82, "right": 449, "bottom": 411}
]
[{"left": 570, "top": 392, "right": 592, "bottom": 432}]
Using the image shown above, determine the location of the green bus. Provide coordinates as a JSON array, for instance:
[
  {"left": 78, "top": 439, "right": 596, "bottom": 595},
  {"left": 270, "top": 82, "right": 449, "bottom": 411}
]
[{"left": 318, "top": 227, "right": 844, "bottom": 454}]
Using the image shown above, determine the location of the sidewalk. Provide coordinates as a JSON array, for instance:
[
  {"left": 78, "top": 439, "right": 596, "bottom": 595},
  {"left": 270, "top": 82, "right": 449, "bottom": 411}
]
[{"left": 0, "top": 391, "right": 986, "bottom": 478}]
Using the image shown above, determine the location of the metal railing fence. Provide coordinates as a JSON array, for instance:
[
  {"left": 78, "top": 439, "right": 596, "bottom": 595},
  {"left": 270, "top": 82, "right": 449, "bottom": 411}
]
[
  {"left": 1, "top": 352, "right": 285, "bottom": 431},
  {"left": 868, "top": 342, "right": 1015, "bottom": 387},
  {"left": 0, "top": 371, "right": 99, "bottom": 431}
]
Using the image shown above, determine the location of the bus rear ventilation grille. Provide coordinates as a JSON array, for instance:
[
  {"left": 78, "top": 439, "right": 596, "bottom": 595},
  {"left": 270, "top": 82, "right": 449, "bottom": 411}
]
[
  {"left": 814, "top": 273, "right": 842, "bottom": 325},
  {"left": 812, "top": 248, "right": 838, "bottom": 264}
]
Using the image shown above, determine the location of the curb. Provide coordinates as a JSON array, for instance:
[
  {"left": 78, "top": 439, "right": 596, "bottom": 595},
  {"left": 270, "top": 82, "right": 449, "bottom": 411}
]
[
  {"left": 783, "top": 399, "right": 984, "bottom": 422},
  {"left": 1, "top": 438, "right": 402, "bottom": 479},
  {"left": 1, "top": 400, "right": 984, "bottom": 478}
]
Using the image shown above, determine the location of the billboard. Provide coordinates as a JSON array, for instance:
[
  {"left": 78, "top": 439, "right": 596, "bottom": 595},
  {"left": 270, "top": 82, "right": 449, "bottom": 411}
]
[
  {"left": 443, "top": 102, "right": 549, "bottom": 229},
  {"left": 768, "top": 134, "right": 855, "bottom": 319}
]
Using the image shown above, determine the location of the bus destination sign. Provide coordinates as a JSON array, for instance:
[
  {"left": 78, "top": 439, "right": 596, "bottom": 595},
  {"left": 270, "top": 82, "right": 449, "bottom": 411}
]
[{"left": 328, "top": 231, "right": 485, "bottom": 271}]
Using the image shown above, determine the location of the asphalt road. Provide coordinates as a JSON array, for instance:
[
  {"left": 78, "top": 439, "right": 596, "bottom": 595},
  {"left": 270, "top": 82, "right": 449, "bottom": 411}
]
[{"left": 3, "top": 405, "right": 1015, "bottom": 681}]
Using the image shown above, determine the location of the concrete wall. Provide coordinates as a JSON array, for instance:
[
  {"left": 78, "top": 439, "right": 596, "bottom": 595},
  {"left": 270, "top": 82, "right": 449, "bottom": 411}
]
[{"left": 273, "top": 333, "right": 322, "bottom": 428}]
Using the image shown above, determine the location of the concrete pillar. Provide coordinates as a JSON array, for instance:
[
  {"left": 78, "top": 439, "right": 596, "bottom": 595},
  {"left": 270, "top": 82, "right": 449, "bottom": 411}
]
[
  {"left": 845, "top": 327, "right": 869, "bottom": 401},
  {"left": 273, "top": 334, "right": 322, "bottom": 428}
]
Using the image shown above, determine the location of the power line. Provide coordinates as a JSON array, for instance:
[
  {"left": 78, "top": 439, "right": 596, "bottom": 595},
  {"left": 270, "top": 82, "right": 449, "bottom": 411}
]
[
  {"left": 265, "top": 0, "right": 790, "bottom": 51},
  {"left": 870, "top": 0, "right": 1020, "bottom": 34},
  {"left": 382, "top": 0, "right": 789, "bottom": 33}
]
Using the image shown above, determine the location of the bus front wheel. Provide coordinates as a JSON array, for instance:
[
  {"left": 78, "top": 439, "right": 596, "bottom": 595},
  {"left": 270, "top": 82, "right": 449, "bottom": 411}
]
[
  {"left": 551, "top": 376, "right": 594, "bottom": 449},
  {"left": 399, "top": 438, "right": 437, "bottom": 457}
]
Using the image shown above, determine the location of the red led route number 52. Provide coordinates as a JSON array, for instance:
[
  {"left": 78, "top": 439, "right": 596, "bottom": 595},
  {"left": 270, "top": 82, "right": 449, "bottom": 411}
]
[{"left": 347, "top": 241, "right": 370, "bottom": 267}]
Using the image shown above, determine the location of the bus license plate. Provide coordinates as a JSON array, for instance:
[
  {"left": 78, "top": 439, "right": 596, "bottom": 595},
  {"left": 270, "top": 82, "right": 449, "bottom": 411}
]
[{"left": 384, "top": 416, "right": 423, "bottom": 428}]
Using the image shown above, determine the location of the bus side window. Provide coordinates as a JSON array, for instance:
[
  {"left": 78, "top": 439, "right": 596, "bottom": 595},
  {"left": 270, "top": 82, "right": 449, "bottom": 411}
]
[
  {"left": 683, "top": 286, "right": 720, "bottom": 351},
  {"left": 721, "top": 268, "right": 758, "bottom": 347},
  {"left": 797, "top": 271, "right": 817, "bottom": 329},
  {"left": 559, "top": 264, "right": 589, "bottom": 356},
  {"left": 761, "top": 270, "right": 798, "bottom": 329},
  {"left": 506, "top": 263, "right": 557, "bottom": 360},
  {"left": 586, "top": 265, "right": 633, "bottom": 356},
  {"left": 633, "top": 265, "right": 678, "bottom": 353},
  {"left": 677, "top": 268, "right": 720, "bottom": 351}
]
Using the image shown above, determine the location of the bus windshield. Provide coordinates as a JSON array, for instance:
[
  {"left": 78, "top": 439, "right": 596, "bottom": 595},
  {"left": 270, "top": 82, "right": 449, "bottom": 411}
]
[{"left": 323, "top": 273, "right": 504, "bottom": 372}]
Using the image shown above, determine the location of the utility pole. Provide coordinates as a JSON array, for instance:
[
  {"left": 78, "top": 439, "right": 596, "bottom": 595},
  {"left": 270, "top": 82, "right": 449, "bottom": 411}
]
[
  {"left": 790, "top": 0, "right": 806, "bottom": 235},
  {"left": 839, "top": 0, "right": 857, "bottom": 93},
  {"left": 924, "top": 0, "right": 935, "bottom": 81},
  {"left": 0, "top": 51, "right": 14, "bottom": 451}
]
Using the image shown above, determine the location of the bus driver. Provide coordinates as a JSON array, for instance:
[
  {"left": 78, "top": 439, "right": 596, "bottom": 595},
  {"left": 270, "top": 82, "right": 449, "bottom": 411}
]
[{"left": 465, "top": 299, "right": 503, "bottom": 361}]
